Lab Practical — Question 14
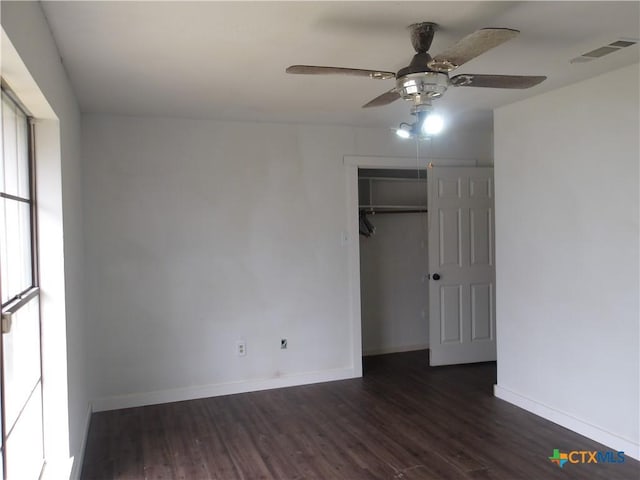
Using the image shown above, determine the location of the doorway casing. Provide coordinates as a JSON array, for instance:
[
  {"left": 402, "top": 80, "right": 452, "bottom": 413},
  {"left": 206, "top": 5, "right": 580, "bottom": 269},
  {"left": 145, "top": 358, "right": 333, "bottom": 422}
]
[{"left": 344, "top": 155, "right": 478, "bottom": 376}]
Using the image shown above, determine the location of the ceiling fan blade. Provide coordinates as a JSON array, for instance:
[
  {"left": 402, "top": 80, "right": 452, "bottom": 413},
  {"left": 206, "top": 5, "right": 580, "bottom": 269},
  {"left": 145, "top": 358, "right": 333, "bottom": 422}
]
[
  {"left": 450, "top": 74, "right": 547, "bottom": 89},
  {"left": 286, "top": 65, "right": 395, "bottom": 80},
  {"left": 362, "top": 89, "right": 401, "bottom": 108},
  {"left": 429, "top": 28, "right": 519, "bottom": 72}
]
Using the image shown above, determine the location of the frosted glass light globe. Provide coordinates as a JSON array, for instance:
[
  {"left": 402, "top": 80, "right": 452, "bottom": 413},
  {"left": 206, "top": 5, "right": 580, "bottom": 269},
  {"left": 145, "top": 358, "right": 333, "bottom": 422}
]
[{"left": 422, "top": 113, "right": 444, "bottom": 135}]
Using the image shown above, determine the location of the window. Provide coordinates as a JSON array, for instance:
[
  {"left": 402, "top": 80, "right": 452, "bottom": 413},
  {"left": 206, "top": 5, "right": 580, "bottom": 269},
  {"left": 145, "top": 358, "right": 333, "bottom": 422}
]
[{"left": 0, "top": 87, "right": 44, "bottom": 480}]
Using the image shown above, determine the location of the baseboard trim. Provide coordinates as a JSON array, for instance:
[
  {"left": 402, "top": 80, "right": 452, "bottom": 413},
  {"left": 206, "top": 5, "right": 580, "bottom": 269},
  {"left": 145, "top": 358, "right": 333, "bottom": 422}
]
[
  {"left": 363, "top": 344, "right": 428, "bottom": 356},
  {"left": 92, "top": 367, "right": 356, "bottom": 412},
  {"left": 494, "top": 384, "right": 639, "bottom": 460}
]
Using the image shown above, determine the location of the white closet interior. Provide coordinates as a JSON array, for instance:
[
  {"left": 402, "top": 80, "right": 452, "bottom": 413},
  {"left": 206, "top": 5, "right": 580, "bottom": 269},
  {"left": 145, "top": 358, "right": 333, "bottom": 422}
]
[{"left": 358, "top": 168, "right": 429, "bottom": 356}]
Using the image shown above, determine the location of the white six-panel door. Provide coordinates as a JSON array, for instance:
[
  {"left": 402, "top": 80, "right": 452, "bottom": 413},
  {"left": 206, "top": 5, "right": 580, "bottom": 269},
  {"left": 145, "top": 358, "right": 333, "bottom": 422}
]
[{"left": 428, "top": 167, "right": 496, "bottom": 366}]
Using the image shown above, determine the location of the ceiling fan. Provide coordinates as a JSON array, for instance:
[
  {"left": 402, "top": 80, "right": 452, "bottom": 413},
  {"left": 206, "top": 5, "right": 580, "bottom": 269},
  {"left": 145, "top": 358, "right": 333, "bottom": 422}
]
[{"left": 286, "top": 22, "right": 546, "bottom": 137}]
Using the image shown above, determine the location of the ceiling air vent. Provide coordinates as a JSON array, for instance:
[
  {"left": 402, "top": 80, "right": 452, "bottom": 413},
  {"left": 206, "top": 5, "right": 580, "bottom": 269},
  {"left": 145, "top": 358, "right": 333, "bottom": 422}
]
[{"left": 570, "top": 38, "right": 638, "bottom": 64}]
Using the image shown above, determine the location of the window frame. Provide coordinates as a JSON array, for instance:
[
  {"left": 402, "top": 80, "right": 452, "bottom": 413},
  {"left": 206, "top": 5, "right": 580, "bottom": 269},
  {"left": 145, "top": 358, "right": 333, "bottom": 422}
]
[
  {"left": 0, "top": 83, "right": 43, "bottom": 480},
  {"left": 0, "top": 85, "right": 39, "bottom": 306}
]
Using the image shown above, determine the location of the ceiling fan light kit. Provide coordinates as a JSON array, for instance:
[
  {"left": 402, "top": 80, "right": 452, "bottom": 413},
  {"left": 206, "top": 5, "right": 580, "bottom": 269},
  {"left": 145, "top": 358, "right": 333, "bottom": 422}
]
[
  {"left": 286, "top": 21, "right": 546, "bottom": 140},
  {"left": 394, "top": 106, "right": 444, "bottom": 140},
  {"left": 422, "top": 112, "right": 444, "bottom": 135},
  {"left": 395, "top": 124, "right": 412, "bottom": 139}
]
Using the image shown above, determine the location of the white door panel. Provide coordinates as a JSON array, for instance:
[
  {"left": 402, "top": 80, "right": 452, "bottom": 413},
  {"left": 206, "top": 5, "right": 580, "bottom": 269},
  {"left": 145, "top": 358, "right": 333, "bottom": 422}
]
[{"left": 428, "top": 167, "right": 496, "bottom": 366}]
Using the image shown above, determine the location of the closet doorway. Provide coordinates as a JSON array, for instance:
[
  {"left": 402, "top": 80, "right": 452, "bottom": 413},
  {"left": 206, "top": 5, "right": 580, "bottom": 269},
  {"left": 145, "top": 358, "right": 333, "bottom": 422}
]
[
  {"left": 358, "top": 168, "right": 429, "bottom": 359},
  {"left": 344, "top": 156, "right": 496, "bottom": 375}
]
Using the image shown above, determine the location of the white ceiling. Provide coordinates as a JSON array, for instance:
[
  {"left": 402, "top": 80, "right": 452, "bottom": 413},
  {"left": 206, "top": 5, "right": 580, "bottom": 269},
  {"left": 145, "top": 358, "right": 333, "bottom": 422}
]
[{"left": 41, "top": 1, "right": 639, "bottom": 129}]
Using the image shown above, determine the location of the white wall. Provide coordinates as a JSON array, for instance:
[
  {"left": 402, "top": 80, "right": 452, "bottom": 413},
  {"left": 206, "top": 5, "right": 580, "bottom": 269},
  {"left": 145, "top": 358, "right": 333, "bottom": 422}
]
[
  {"left": 360, "top": 213, "right": 429, "bottom": 355},
  {"left": 83, "top": 117, "right": 353, "bottom": 406},
  {"left": 494, "top": 64, "right": 639, "bottom": 458},
  {"left": 1, "top": 2, "right": 88, "bottom": 478},
  {"left": 83, "top": 114, "right": 490, "bottom": 410}
]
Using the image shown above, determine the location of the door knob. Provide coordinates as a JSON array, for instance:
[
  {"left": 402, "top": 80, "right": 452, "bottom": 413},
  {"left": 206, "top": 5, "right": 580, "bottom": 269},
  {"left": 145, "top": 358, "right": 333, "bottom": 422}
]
[{"left": 432, "top": 273, "right": 441, "bottom": 281}]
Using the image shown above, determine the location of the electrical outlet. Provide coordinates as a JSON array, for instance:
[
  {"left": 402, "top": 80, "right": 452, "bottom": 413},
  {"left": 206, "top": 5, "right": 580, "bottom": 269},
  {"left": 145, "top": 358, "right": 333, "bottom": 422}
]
[
  {"left": 237, "top": 340, "right": 246, "bottom": 356},
  {"left": 280, "top": 338, "right": 287, "bottom": 349}
]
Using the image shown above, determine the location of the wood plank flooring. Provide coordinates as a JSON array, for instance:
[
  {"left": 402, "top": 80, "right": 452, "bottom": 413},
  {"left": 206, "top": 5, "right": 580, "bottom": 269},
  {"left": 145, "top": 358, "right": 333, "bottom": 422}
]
[{"left": 81, "top": 351, "right": 639, "bottom": 479}]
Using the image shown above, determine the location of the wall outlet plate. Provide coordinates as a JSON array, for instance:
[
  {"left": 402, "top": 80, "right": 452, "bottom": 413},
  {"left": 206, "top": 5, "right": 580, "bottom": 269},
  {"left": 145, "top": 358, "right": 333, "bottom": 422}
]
[{"left": 236, "top": 340, "right": 246, "bottom": 356}]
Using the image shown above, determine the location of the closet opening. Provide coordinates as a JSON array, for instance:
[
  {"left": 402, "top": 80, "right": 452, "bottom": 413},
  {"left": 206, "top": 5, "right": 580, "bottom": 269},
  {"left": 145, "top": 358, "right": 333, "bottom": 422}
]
[{"left": 358, "top": 168, "right": 429, "bottom": 374}]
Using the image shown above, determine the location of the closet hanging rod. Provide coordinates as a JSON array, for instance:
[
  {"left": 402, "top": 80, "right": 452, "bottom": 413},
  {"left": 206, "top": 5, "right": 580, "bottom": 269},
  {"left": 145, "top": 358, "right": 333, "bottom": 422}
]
[{"left": 360, "top": 207, "right": 428, "bottom": 215}]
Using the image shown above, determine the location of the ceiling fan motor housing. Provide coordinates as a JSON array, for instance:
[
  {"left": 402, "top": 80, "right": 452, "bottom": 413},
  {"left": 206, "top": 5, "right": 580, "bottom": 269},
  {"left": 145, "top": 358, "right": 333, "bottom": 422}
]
[
  {"left": 409, "top": 22, "right": 438, "bottom": 53},
  {"left": 396, "top": 72, "right": 449, "bottom": 104}
]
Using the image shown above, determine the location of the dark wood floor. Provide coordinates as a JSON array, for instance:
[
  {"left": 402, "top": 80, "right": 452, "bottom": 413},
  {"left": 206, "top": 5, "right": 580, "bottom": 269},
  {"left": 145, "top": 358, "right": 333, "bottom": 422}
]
[{"left": 81, "top": 350, "right": 639, "bottom": 479}]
